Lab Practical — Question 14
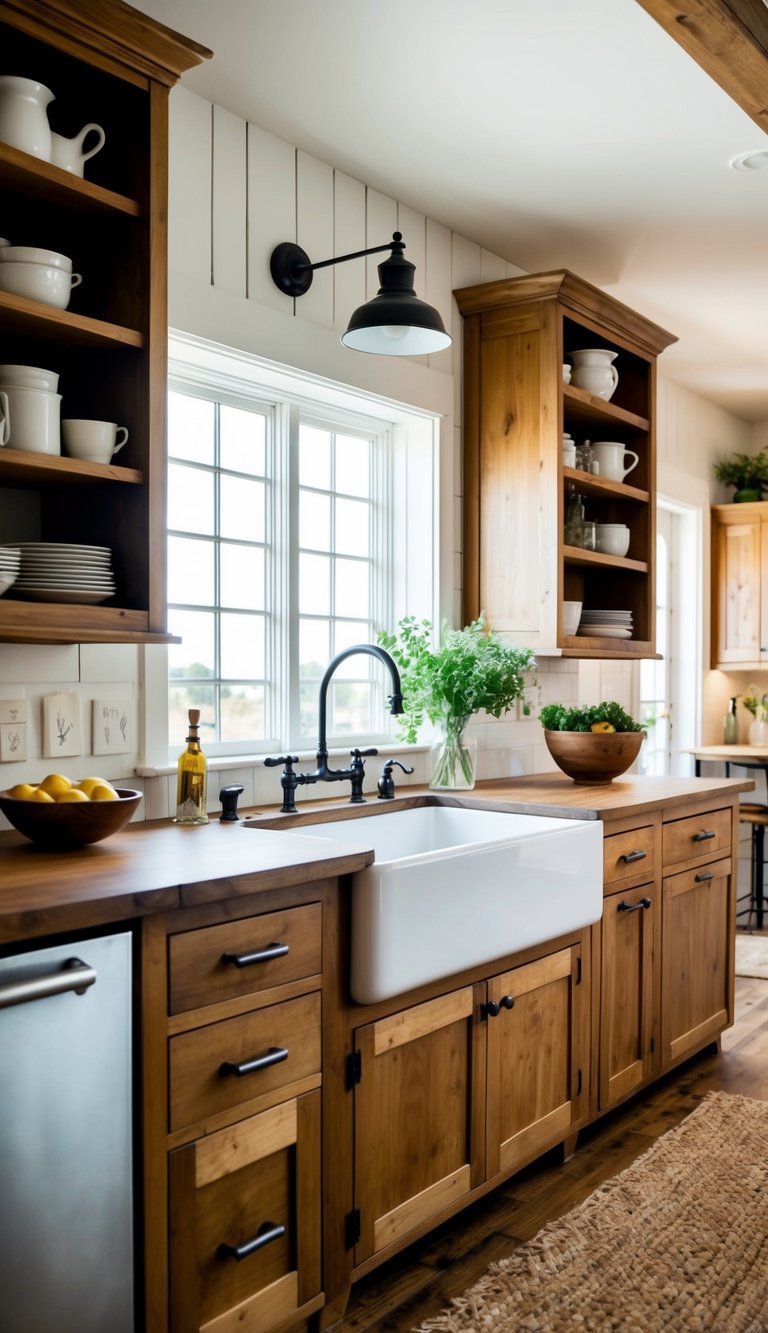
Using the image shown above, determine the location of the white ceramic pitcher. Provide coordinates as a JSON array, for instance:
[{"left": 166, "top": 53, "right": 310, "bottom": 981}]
[
  {"left": 570, "top": 348, "right": 619, "bottom": 401},
  {"left": 50, "top": 123, "right": 106, "bottom": 176},
  {"left": 0, "top": 76, "right": 54, "bottom": 159}
]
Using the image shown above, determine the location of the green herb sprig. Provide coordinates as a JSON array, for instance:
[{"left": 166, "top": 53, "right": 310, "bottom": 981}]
[
  {"left": 539, "top": 701, "right": 643, "bottom": 733},
  {"left": 378, "top": 616, "right": 535, "bottom": 744}
]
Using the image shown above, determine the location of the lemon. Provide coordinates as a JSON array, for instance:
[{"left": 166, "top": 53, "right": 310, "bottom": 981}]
[
  {"left": 56, "top": 788, "right": 89, "bottom": 802},
  {"left": 76, "top": 776, "right": 115, "bottom": 798},
  {"left": 29, "top": 787, "right": 55, "bottom": 803},
  {"left": 8, "top": 782, "right": 38, "bottom": 799},
  {"left": 90, "top": 784, "right": 119, "bottom": 801},
  {"left": 38, "top": 773, "right": 73, "bottom": 799},
  {"left": 591, "top": 722, "right": 616, "bottom": 733}
]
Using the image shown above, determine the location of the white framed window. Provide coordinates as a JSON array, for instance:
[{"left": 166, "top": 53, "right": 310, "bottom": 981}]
[{"left": 162, "top": 334, "right": 442, "bottom": 761}]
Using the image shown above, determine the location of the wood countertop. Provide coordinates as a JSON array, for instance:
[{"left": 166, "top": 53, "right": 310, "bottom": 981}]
[{"left": 0, "top": 771, "right": 752, "bottom": 944}]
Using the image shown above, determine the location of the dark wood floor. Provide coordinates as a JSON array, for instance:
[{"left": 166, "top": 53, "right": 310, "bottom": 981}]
[{"left": 336, "top": 973, "right": 768, "bottom": 1332}]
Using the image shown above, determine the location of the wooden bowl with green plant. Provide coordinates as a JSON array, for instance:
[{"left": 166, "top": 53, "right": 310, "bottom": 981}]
[{"left": 540, "top": 703, "right": 644, "bottom": 784}]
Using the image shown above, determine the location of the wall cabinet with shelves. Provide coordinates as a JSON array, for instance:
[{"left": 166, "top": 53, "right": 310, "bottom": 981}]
[
  {"left": 455, "top": 269, "right": 676, "bottom": 657},
  {"left": 0, "top": 0, "right": 209, "bottom": 643}
]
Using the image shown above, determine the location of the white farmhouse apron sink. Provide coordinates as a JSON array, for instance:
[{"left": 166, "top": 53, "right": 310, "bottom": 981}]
[{"left": 274, "top": 805, "right": 603, "bottom": 1003}]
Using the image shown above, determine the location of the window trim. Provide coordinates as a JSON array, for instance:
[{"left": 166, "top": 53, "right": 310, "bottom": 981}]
[{"left": 150, "top": 332, "right": 445, "bottom": 768}]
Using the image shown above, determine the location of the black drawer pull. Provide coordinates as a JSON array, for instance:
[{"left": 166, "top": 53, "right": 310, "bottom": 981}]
[
  {"left": 222, "top": 942, "right": 289, "bottom": 968},
  {"left": 695, "top": 871, "right": 714, "bottom": 883},
  {"left": 619, "top": 849, "right": 647, "bottom": 864},
  {"left": 218, "top": 1221, "right": 285, "bottom": 1262},
  {"left": 692, "top": 829, "right": 716, "bottom": 842},
  {"left": 219, "top": 1046, "right": 288, "bottom": 1078},
  {"left": 618, "top": 897, "right": 651, "bottom": 913},
  {"left": 484, "top": 995, "right": 515, "bottom": 1018}
]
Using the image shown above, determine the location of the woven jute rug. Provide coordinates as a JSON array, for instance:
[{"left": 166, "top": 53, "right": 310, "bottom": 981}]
[
  {"left": 735, "top": 932, "right": 768, "bottom": 980},
  {"left": 416, "top": 1092, "right": 768, "bottom": 1332}
]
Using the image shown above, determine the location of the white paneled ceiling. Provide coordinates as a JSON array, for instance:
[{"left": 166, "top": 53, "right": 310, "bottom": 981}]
[{"left": 132, "top": 0, "right": 768, "bottom": 421}]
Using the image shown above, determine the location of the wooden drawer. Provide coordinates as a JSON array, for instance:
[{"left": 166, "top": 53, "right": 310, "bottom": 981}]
[
  {"left": 603, "top": 825, "right": 655, "bottom": 888},
  {"left": 662, "top": 807, "right": 732, "bottom": 869},
  {"left": 169, "top": 1093, "right": 321, "bottom": 1333},
  {"left": 169, "top": 992, "right": 321, "bottom": 1132},
  {"left": 168, "top": 903, "right": 322, "bottom": 1015}
]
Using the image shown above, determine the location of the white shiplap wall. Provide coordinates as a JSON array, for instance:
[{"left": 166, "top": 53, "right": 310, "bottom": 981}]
[{"left": 0, "top": 86, "right": 757, "bottom": 822}]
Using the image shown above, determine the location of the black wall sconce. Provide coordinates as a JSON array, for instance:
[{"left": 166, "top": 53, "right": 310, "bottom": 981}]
[{"left": 269, "top": 230, "right": 452, "bottom": 357}]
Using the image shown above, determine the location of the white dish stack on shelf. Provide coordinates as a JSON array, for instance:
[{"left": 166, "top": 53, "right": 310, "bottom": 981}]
[
  {"left": 578, "top": 609, "right": 633, "bottom": 639},
  {"left": 5, "top": 542, "right": 115, "bottom": 604},
  {"left": 0, "top": 545, "right": 20, "bottom": 596}
]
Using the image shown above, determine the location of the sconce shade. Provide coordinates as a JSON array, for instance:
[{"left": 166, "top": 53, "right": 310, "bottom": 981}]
[
  {"left": 269, "top": 231, "right": 451, "bottom": 357},
  {"left": 341, "top": 247, "right": 451, "bottom": 356}
]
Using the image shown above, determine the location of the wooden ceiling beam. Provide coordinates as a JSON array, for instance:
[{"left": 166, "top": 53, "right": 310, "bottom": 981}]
[{"left": 634, "top": 0, "right": 768, "bottom": 134}]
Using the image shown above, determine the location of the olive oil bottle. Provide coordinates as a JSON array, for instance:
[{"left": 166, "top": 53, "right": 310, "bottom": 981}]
[{"left": 174, "top": 708, "right": 209, "bottom": 824}]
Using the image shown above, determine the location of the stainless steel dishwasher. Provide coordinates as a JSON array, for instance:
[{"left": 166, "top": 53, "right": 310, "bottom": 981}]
[{"left": 0, "top": 930, "right": 134, "bottom": 1333}]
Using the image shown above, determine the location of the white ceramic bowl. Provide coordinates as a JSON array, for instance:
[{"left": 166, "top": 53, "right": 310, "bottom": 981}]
[
  {"left": 0, "top": 245, "right": 71, "bottom": 270},
  {"left": 563, "top": 599, "right": 582, "bottom": 635},
  {"left": 0, "top": 364, "right": 59, "bottom": 391},
  {"left": 0, "top": 261, "right": 81, "bottom": 310},
  {"left": 595, "top": 524, "right": 630, "bottom": 557}
]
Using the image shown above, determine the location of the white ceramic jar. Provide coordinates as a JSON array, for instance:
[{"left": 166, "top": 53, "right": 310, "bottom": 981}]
[{"left": 0, "top": 76, "right": 54, "bottom": 159}]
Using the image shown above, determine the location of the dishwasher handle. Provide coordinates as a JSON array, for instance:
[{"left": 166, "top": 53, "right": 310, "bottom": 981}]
[{"left": 0, "top": 957, "right": 97, "bottom": 1009}]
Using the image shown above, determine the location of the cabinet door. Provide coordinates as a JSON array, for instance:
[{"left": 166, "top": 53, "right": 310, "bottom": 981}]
[
  {"left": 600, "top": 884, "right": 657, "bottom": 1110},
  {"left": 353, "top": 985, "right": 484, "bottom": 1264},
  {"left": 486, "top": 947, "right": 583, "bottom": 1178},
  {"left": 661, "top": 859, "right": 732, "bottom": 1067},
  {"left": 169, "top": 1092, "right": 321, "bottom": 1333},
  {"left": 711, "top": 511, "right": 764, "bottom": 666}
]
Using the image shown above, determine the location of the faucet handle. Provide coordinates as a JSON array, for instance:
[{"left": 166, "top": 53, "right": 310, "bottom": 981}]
[
  {"left": 263, "top": 755, "right": 300, "bottom": 814},
  {"left": 350, "top": 747, "right": 378, "bottom": 759},
  {"left": 264, "top": 755, "right": 299, "bottom": 768}
]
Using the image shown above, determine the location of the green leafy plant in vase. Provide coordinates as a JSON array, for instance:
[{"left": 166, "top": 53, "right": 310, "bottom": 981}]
[
  {"left": 378, "top": 616, "right": 535, "bottom": 789},
  {"left": 713, "top": 450, "right": 768, "bottom": 503}
]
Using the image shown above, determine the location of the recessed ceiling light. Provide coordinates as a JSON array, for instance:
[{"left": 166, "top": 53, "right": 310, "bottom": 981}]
[{"left": 731, "top": 150, "right": 768, "bottom": 171}]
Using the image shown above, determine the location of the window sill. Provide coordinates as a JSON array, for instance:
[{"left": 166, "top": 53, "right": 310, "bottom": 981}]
[{"left": 135, "top": 742, "right": 428, "bottom": 779}]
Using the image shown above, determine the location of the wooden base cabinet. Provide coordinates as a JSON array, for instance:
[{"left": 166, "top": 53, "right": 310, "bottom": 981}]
[
  {"left": 597, "top": 799, "right": 736, "bottom": 1117},
  {"left": 350, "top": 939, "right": 587, "bottom": 1271},
  {"left": 169, "top": 1093, "right": 321, "bottom": 1333}
]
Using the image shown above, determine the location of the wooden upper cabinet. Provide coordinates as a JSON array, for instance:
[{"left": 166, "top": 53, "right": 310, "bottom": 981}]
[
  {"left": 711, "top": 501, "right": 768, "bottom": 669},
  {"left": 0, "top": 0, "right": 210, "bottom": 643},
  {"left": 455, "top": 270, "right": 676, "bottom": 658}
]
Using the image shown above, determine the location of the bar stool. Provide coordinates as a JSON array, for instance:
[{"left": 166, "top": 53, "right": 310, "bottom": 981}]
[{"left": 738, "top": 803, "right": 768, "bottom": 930}]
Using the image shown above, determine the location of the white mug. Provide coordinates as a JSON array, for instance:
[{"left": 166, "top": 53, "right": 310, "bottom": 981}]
[
  {"left": 50, "top": 123, "right": 106, "bottom": 177},
  {"left": 4, "top": 385, "right": 60, "bottom": 454},
  {"left": 591, "top": 442, "right": 639, "bottom": 482},
  {"left": 62, "top": 418, "right": 129, "bottom": 463},
  {"left": 0, "top": 391, "right": 9, "bottom": 446}
]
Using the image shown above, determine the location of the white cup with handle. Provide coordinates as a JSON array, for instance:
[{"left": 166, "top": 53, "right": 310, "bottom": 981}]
[
  {"left": 592, "top": 441, "right": 639, "bottom": 482},
  {"left": 62, "top": 418, "right": 128, "bottom": 463}
]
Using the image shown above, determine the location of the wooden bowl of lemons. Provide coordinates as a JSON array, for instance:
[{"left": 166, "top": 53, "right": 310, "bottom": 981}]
[{"left": 0, "top": 774, "right": 142, "bottom": 847}]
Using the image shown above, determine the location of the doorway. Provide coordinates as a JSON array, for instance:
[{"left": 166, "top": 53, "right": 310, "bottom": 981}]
[{"left": 637, "top": 499, "right": 701, "bottom": 777}]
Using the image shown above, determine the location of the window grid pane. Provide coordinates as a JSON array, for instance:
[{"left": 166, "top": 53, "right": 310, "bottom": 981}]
[
  {"left": 167, "top": 378, "right": 394, "bottom": 756},
  {"left": 167, "top": 393, "right": 271, "bottom": 747}
]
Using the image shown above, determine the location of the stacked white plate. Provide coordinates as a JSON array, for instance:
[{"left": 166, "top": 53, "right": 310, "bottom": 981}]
[
  {"left": 0, "top": 546, "right": 20, "bottom": 597},
  {"left": 578, "top": 609, "right": 633, "bottom": 639},
  {"left": 5, "top": 542, "right": 116, "bottom": 604}
]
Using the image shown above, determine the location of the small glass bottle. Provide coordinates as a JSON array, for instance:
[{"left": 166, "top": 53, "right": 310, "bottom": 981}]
[
  {"left": 174, "top": 708, "right": 209, "bottom": 824},
  {"left": 723, "top": 697, "right": 738, "bottom": 744},
  {"left": 564, "top": 486, "right": 585, "bottom": 547}
]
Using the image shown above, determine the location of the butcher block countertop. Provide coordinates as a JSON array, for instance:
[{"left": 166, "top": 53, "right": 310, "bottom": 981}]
[{"left": 0, "top": 772, "right": 752, "bottom": 944}]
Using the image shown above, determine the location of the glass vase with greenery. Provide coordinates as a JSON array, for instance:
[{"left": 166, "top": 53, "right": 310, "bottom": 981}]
[{"left": 378, "top": 616, "right": 535, "bottom": 788}]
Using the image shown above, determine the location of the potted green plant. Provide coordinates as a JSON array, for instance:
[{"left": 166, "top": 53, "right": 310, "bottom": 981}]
[
  {"left": 378, "top": 616, "right": 535, "bottom": 789},
  {"left": 539, "top": 701, "right": 645, "bottom": 784},
  {"left": 713, "top": 450, "right": 768, "bottom": 503}
]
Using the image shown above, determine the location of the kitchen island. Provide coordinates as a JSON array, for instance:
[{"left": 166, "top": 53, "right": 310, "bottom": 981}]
[{"left": 0, "top": 771, "right": 752, "bottom": 1332}]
